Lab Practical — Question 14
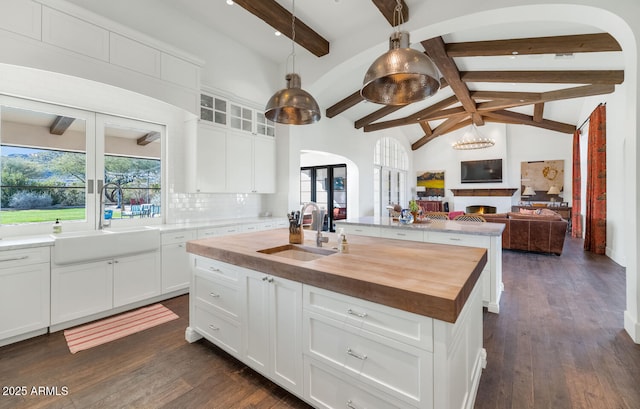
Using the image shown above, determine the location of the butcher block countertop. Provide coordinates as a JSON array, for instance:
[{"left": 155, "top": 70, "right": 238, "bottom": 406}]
[{"left": 187, "top": 228, "right": 487, "bottom": 323}]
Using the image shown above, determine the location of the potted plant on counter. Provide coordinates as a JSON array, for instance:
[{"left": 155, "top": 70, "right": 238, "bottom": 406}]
[{"left": 409, "top": 199, "right": 420, "bottom": 221}]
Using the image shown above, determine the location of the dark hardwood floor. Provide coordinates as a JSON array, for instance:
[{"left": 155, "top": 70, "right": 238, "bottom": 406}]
[{"left": 1, "top": 236, "right": 639, "bottom": 409}]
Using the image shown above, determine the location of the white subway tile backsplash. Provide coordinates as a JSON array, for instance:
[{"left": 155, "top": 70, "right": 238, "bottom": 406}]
[{"left": 167, "top": 192, "right": 262, "bottom": 223}]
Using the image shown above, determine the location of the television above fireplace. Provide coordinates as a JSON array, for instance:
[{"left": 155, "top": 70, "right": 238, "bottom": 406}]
[{"left": 461, "top": 159, "right": 503, "bottom": 183}]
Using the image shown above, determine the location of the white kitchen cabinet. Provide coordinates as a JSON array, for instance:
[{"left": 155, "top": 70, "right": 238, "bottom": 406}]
[
  {"left": 190, "top": 256, "right": 243, "bottom": 358},
  {"left": 161, "top": 229, "right": 196, "bottom": 293},
  {"left": 0, "top": 247, "right": 50, "bottom": 346},
  {"left": 51, "top": 251, "right": 161, "bottom": 326},
  {"left": 226, "top": 130, "right": 253, "bottom": 192},
  {"left": 242, "top": 268, "right": 303, "bottom": 395},
  {"left": 195, "top": 125, "right": 226, "bottom": 192},
  {"left": 253, "top": 135, "right": 276, "bottom": 193},
  {"left": 194, "top": 124, "right": 275, "bottom": 193},
  {"left": 51, "top": 259, "right": 113, "bottom": 325},
  {"left": 113, "top": 251, "right": 161, "bottom": 307}
]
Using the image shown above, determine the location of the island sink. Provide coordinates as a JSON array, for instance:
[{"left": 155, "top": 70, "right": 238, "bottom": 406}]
[{"left": 257, "top": 244, "right": 336, "bottom": 262}]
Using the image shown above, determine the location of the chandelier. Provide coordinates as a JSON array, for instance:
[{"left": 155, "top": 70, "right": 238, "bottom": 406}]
[{"left": 452, "top": 125, "right": 495, "bottom": 150}]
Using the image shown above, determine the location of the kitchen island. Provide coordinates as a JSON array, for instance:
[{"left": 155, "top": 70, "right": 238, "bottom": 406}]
[
  {"left": 186, "top": 228, "right": 487, "bottom": 409},
  {"left": 336, "top": 216, "right": 504, "bottom": 313}
]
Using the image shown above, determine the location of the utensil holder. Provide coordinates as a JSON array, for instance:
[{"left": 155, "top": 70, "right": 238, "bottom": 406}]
[{"left": 289, "top": 226, "right": 303, "bottom": 244}]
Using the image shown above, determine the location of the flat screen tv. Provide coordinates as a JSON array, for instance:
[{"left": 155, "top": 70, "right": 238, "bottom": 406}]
[{"left": 461, "top": 159, "right": 503, "bottom": 183}]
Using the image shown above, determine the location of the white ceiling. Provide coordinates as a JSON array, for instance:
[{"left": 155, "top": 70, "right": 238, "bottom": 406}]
[{"left": 62, "top": 0, "right": 626, "bottom": 142}]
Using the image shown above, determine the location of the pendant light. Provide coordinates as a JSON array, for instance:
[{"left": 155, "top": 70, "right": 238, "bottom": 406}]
[
  {"left": 265, "top": 0, "right": 320, "bottom": 125},
  {"left": 361, "top": 0, "right": 440, "bottom": 105}
]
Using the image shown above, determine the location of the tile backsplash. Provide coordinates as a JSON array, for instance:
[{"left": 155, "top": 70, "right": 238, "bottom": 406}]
[{"left": 168, "top": 193, "right": 263, "bottom": 223}]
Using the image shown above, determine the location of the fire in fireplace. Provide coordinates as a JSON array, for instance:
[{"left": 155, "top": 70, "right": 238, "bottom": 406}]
[{"left": 466, "top": 205, "right": 497, "bottom": 214}]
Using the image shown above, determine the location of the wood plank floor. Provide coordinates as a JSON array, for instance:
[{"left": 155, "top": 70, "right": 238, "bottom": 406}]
[{"left": 1, "top": 236, "right": 639, "bottom": 409}]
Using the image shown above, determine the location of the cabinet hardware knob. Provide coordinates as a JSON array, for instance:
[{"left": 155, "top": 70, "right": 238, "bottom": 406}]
[
  {"left": 208, "top": 324, "right": 220, "bottom": 331},
  {"left": 262, "top": 276, "right": 269, "bottom": 281},
  {"left": 209, "top": 292, "right": 220, "bottom": 298},
  {"left": 347, "top": 309, "right": 367, "bottom": 318},
  {"left": 346, "top": 348, "right": 367, "bottom": 360},
  {"left": 267, "top": 277, "right": 274, "bottom": 283},
  {"left": 346, "top": 400, "right": 359, "bottom": 409}
]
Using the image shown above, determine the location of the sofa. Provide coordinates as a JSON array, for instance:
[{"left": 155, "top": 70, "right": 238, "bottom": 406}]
[{"left": 482, "top": 210, "right": 568, "bottom": 255}]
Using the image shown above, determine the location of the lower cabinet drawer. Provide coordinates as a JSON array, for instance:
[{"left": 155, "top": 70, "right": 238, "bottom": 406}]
[
  {"left": 304, "top": 311, "right": 432, "bottom": 407},
  {"left": 194, "top": 256, "right": 240, "bottom": 283},
  {"left": 194, "top": 274, "right": 240, "bottom": 320},
  {"left": 426, "top": 231, "right": 490, "bottom": 248},
  {"left": 193, "top": 304, "right": 241, "bottom": 358},
  {"left": 304, "top": 357, "right": 415, "bottom": 409},
  {"left": 380, "top": 227, "right": 424, "bottom": 242}
]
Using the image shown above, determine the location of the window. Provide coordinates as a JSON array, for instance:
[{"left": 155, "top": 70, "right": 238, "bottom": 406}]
[
  {"left": 373, "top": 137, "right": 408, "bottom": 218},
  {"left": 0, "top": 96, "right": 163, "bottom": 235}
]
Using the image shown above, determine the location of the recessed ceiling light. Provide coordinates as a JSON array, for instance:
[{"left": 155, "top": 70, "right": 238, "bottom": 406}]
[
  {"left": 275, "top": 31, "right": 281, "bottom": 36},
  {"left": 226, "top": 0, "right": 234, "bottom": 5}
]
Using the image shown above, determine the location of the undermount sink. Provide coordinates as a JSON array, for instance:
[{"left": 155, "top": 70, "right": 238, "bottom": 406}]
[
  {"left": 257, "top": 244, "right": 337, "bottom": 262},
  {"left": 51, "top": 226, "right": 160, "bottom": 265}
]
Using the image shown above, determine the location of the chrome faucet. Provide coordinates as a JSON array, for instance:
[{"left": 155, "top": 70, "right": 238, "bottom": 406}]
[
  {"left": 299, "top": 202, "right": 329, "bottom": 247},
  {"left": 99, "top": 182, "right": 123, "bottom": 230}
]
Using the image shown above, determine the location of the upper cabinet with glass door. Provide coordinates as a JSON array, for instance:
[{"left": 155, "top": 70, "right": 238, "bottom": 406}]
[{"left": 199, "top": 91, "right": 274, "bottom": 137}]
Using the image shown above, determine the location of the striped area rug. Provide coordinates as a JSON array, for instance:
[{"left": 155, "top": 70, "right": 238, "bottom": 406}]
[{"left": 63, "top": 304, "right": 179, "bottom": 354}]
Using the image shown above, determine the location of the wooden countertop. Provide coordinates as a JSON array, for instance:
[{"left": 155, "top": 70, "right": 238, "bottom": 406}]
[{"left": 187, "top": 228, "right": 487, "bottom": 323}]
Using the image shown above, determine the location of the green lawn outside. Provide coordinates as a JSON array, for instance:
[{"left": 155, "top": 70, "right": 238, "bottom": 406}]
[{"left": 0, "top": 208, "right": 123, "bottom": 224}]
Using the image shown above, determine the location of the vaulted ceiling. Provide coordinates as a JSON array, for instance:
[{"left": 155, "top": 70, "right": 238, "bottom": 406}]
[{"left": 231, "top": 0, "right": 623, "bottom": 150}]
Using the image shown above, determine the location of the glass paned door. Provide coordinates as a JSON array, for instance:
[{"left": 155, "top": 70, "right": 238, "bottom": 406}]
[{"left": 300, "top": 164, "right": 346, "bottom": 232}]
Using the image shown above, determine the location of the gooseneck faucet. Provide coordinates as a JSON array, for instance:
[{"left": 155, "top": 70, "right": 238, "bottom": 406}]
[
  {"left": 299, "top": 202, "right": 329, "bottom": 247},
  {"left": 99, "top": 182, "right": 123, "bottom": 230}
]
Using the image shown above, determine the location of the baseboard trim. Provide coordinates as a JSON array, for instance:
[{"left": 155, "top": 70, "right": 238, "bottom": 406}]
[{"left": 624, "top": 310, "right": 640, "bottom": 344}]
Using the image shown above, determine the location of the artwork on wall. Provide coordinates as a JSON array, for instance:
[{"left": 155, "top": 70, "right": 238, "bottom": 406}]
[
  {"left": 417, "top": 170, "right": 445, "bottom": 198},
  {"left": 520, "top": 160, "right": 565, "bottom": 202}
]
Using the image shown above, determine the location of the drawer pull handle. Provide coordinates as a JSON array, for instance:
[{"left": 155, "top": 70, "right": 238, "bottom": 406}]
[
  {"left": 209, "top": 267, "right": 221, "bottom": 272},
  {"left": 346, "top": 400, "right": 359, "bottom": 409},
  {"left": 208, "top": 324, "right": 220, "bottom": 331},
  {"left": 346, "top": 348, "right": 367, "bottom": 360},
  {"left": 347, "top": 308, "right": 367, "bottom": 318},
  {"left": 178, "top": 244, "right": 184, "bottom": 248},
  {"left": 449, "top": 238, "right": 462, "bottom": 241},
  {"left": 174, "top": 235, "right": 185, "bottom": 239},
  {"left": 209, "top": 292, "right": 220, "bottom": 298},
  {"left": 0, "top": 255, "right": 29, "bottom": 262},
  {"left": 397, "top": 233, "right": 406, "bottom": 236}
]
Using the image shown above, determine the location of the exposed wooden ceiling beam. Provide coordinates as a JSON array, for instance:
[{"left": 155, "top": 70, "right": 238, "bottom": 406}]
[
  {"left": 233, "top": 0, "right": 330, "bottom": 57},
  {"left": 419, "top": 121, "right": 433, "bottom": 137},
  {"left": 355, "top": 105, "right": 404, "bottom": 129},
  {"left": 445, "top": 33, "right": 621, "bottom": 57},
  {"left": 460, "top": 70, "right": 624, "bottom": 84},
  {"left": 362, "top": 95, "right": 459, "bottom": 132},
  {"left": 411, "top": 114, "right": 470, "bottom": 150},
  {"left": 137, "top": 131, "right": 161, "bottom": 146},
  {"left": 326, "top": 91, "right": 363, "bottom": 118},
  {"left": 422, "top": 37, "right": 476, "bottom": 113},
  {"left": 371, "top": 0, "right": 408, "bottom": 26},
  {"left": 483, "top": 110, "right": 576, "bottom": 133},
  {"left": 470, "top": 90, "right": 542, "bottom": 101},
  {"left": 533, "top": 103, "right": 544, "bottom": 122},
  {"left": 50, "top": 116, "right": 75, "bottom": 135}
]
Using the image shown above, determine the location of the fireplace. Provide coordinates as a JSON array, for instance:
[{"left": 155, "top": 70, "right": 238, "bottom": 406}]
[{"left": 466, "top": 205, "right": 497, "bottom": 214}]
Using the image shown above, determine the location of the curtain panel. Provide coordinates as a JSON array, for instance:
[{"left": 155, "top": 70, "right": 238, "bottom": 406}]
[{"left": 584, "top": 104, "right": 607, "bottom": 254}]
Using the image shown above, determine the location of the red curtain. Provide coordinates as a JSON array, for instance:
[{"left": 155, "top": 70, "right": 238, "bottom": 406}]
[
  {"left": 584, "top": 104, "right": 607, "bottom": 254},
  {"left": 571, "top": 129, "right": 583, "bottom": 238}
]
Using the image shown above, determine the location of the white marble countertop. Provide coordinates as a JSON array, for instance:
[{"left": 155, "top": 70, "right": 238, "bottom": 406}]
[
  {"left": 336, "top": 216, "right": 505, "bottom": 237},
  {"left": 0, "top": 217, "right": 287, "bottom": 251}
]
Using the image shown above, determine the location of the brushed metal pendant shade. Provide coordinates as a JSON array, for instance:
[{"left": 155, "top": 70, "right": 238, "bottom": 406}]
[
  {"left": 265, "top": 73, "right": 321, "bottom": 125},
  {"left": 361, "top": 31, "right": 440, "bottom": 106}
]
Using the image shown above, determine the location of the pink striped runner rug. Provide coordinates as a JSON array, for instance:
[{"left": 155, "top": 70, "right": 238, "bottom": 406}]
[{"left": 63, "top": 304, "right": 179, "bottom": 354}]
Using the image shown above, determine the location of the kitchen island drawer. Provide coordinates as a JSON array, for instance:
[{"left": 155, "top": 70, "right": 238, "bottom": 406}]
[
  {"left": 193, "top": 274, "right": 240, "bottom": 320},
  {"left": 304, "top": 357, "right": 417, "bottom": 409},
  {"left": 303, "top": 310, "right": 432, "bottom": 406},
  {"left": 380, "top": 227, "right": 424, "bottom": 241},
  {"left": 193, "top": 304, "right": 241, "bottom": 358},
  {"left": 304, "top": 285, "right": 433, "bottom": 350},
  {"left": 339, "top": 224, "right": 381, "bottom": 237},
  {"left": 193, "top": 256, "right": 241, "bottom": 283},
  {"left": 426, "top": 231, "right": 490, "bottom": 248}
]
